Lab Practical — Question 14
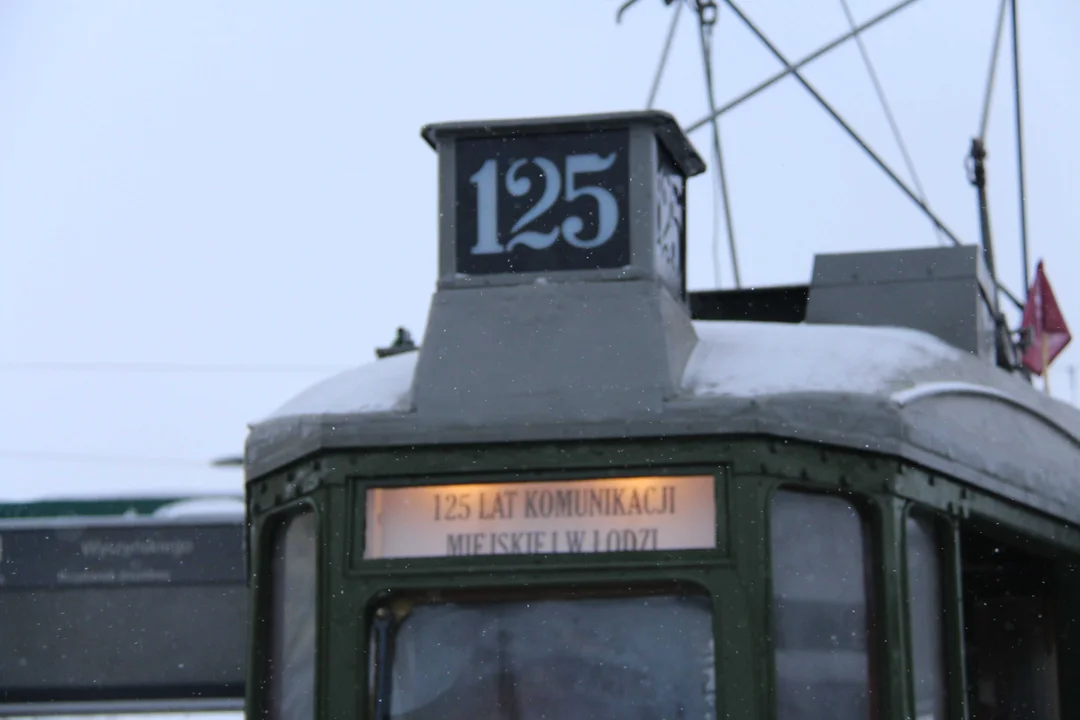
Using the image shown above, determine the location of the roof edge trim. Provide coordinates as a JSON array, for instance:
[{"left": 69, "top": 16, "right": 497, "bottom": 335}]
[{"left": 892, "top": 381, "right": 1079, "bottom": 446}]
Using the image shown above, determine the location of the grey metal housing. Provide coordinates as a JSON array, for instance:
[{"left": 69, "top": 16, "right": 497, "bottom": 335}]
[{"left": 805, "top": 245, "right": 998, "bottom": 362}]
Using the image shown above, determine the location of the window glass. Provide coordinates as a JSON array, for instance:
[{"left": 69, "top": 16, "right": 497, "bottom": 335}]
[
  {"left": 906, "top": 515, "right": 947, "bottom": 720},
  {"left": 962, "top": 530, "right": 1061, "bottom": 720},
  {"left": 373, "top": 593, "right": 716, "bottom": 719},
  {"left": 267, "top": 509, "right": 317, "bottom": 720},
  {"left": 770, "top": 490, "right": 875, "bottom": 720}
]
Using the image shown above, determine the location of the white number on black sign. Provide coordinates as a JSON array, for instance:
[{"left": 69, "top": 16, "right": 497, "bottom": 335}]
[{"left": 468, "top": 153, "right": 620, "bottom": 255}]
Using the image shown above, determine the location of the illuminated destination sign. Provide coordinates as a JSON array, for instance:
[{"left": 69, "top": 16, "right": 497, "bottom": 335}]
[{"left": 364, "top": 475, "right": 716, "bottom": 560}]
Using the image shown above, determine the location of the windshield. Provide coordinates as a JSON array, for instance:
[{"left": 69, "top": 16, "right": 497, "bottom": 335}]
[{"left": 375, "top": 593, "right": 716, "bottom": 720}]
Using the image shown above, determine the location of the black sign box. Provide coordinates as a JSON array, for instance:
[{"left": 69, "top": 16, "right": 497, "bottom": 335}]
[
  {"left": 0, "top": 522, "right": 243, "bottom": 590},
  {"left": 0, "top": 522, "right": 246, "bottom": 709},
  {"left": 455, "top": 129, "right": 631, "bottom": 276}
]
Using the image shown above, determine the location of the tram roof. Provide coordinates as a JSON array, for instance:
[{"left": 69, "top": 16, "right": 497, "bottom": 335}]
[
  {"left": 247, "top": 318, "right": 1080, "bottom": 527},
  {"left": 246, "top": 110, "right": 1078, "bottom": 527}
]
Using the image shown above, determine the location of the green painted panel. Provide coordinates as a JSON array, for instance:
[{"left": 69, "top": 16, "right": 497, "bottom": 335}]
[
  {"left": 0, "top": 496, "right": 239, "bottom": 520},
  {"left": 244, "top": 434, "right": 1080, "bottom": 720}
]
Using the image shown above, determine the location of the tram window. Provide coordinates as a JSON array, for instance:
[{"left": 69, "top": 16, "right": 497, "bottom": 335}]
[
  {"left": 369, "top": 592, "right": 716, "bottom": 719},
  {"left": 266, "top": 509, "right": 318, "bottom": 720},
  {"left": 770, "top": 489, "right": 876, "bottom": 720},
  {"left": 961, "top": 528, "right": 1060, "bottom": 720},
  {"left": 906, "top": 514, "right": 948, "bottom": 720}
]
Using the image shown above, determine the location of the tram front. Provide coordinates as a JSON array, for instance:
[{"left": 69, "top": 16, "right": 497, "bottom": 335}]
[{"left": 244, "top": 111, "right": 751, "bottom": 720}]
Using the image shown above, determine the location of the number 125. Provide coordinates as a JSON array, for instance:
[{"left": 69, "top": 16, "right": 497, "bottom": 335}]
[{"left": 468, "top": 152, "right": 621, "bottom": 255}]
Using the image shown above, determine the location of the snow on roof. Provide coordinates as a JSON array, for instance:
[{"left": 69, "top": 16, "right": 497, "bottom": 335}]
[
  {"left": 681, "top": 320, "right": 965, "bottom": 399},
  {"left": 263, "top": 349, "right": 417, "bottom": 420},
  {"left": 260, "top": 321, "right": 971, "bottom": 422},
  {"left": 151, "top": 497, "right": 245, "bottom": 518}
]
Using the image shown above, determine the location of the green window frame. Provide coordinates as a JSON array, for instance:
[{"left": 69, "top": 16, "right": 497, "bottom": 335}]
[
  {"left": 769, "top": 488, "right": 879, "bottom": 720},
  {"left": 265, "top": 507, "right": 318, "bottom": 720}
]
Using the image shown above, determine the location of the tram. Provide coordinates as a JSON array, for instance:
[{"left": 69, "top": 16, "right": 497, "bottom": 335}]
[{"left": 241, "top": 110, "right": 1080, "bottom": 720}]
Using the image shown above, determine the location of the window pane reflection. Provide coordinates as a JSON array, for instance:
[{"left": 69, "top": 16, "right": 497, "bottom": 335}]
[
  {"left": 771, "top": 490, "right": 875, "bottom": 720},
  {"left": 380, "top": 594, "right": 716, "bottom": 720},
  {"left": 268, "top": 509, "right": 317, "bottom": 720},
  {"left": 906, "top": 515, "right": 947, "bottom": 720}
]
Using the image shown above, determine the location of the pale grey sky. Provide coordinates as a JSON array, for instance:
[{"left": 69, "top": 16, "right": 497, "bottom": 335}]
[{"left": 2, "top": 0, "right": 1077, "bottom": 503}]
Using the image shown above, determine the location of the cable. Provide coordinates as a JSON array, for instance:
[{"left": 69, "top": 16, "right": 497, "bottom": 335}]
[
  {"left": 696, "top": 0, "right": 741, "bottom": 288},
  {"left": 1000, "top": 283, "right": 1023, "bottom": 312},
  {"left": 626, "top": 0, "right": 1030, "bottom": 319},
  {"left": 0, "top": 450, "right": 212, "bottom": 468},
  {"left": 684, "top": 0, "right": 924, "bottom": 134},
  {"left": 837, "top": 0, "right": 942, "bottom": 246},
  {"left": 0, "top": 361, "right": 348, "bottom": 374},
  {"left": 616, "top": 0, "right": 648, "bottom": 24},
  {"left": 1010, "top": 0, "right": 1031, "bottom": 295},
  {"left": 721, "top": 0, "right": 964, "bottom": 248},
  {"left": 979, "top": 0, "right": 1010, "bottom": 141},
  {"left": 647, "top": 0, "right": 684, "bottom": 109}
]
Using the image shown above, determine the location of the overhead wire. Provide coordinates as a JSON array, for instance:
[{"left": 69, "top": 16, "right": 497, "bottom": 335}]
[
  {"left": 837, "top": 0, "right": 943, "bottom": 246},
  {"left": 0, "top": 361, "right": 348, "bottom": 374},
  {"left": 1010, "top": 0, "right": 1031, "bottom": 295},
  {"left": 0, "top": 449, "right": 213, "bottom": 468},
  {"left": 684, "top": 0, "right": 924, "bottom": 134},
  {"left": 1000, "top": 284, "right": 1024, "bottom": 312},
  {"left": 0, "top": 364, "right": 335, "bottom": 469},
  {"left": 695, "top": 0, "right": 742, "bottom": 288},
  {"left": 720, "top": 0, "right": 964, "bottom": 248},
  {"left": 0, "top": 363, "right": 314, "bottom": 468},
  {"left": 628, "top": 0, "right": 1029, "bottom": 315},
  {"left": 979, "top": 0, "right": 1010, "bottom": 141},
  {"left": 647, "top": 0, "right": 684, "bottom": 109}
]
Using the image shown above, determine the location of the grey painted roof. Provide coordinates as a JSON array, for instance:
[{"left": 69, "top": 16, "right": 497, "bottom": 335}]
[
  {"left": 247, "top": 318, "right": 1080, "bottom": 527},
  {"left": 420, "top": 110, "right": 707, "bottom": 178}
]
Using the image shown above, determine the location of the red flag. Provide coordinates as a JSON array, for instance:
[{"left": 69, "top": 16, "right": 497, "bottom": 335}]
[{"left": 1019, "top": 261, "right": 1071, "bottom": 376}]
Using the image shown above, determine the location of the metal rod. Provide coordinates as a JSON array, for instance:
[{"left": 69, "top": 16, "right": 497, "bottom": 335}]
[
  {"left": 647, "top": 0, "right": 684, "bottom": 109},
  {"left": 371, "top": 608, "right": 395, "bottom": 720},
  {"left": 1011, "top": 0, "right": 1031, "bottom": 294},
  {"left": 970, "top": 139, "right": 1002, "bottom": 317},
  {"left": 697, "top": 6, "right": 741, "bottom": 288},
  {"left": 616, "top": 0, "right": 647, "bottom": 24},
  {"left": 720, "top": 0, "right": 965, "bottom": 247},
  {"left": 1001, "top": 283, "right": 1023, "bottom": 311},
  {"left": 979, "top": 0, "right": 1009, "bottom": 141},
  {"left": 685, "top": 0, "right": 923, "bottom": 134},
  {"left": 838, "top": 0, "right": 942, "bottom": 246},
  {"left": 1042, "top": 334, "right": 1051, "bottom": 395},
  {"left": 969, "top": 138, "right": 1022, "bottom": 371},
  {"left": 211, "top": 455, "right": 244, "bottom": 468}
]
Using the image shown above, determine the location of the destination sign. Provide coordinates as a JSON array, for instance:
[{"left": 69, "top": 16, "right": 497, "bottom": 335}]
[
  {"left": 0, "top": 522, "right": 243, "bottom": 590},
  {"left": 363, "top": 475, "right": 716, "bottom": 560}
]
